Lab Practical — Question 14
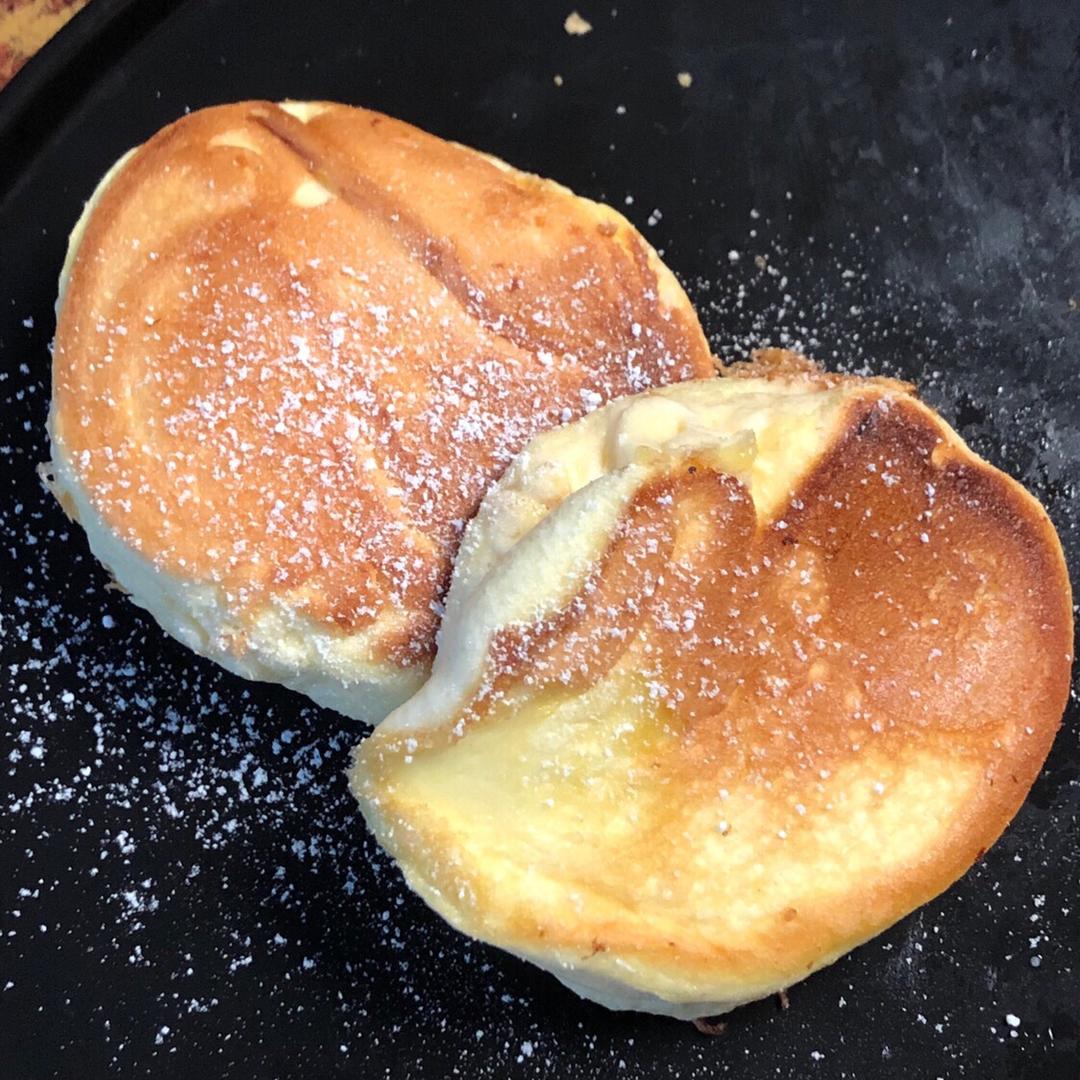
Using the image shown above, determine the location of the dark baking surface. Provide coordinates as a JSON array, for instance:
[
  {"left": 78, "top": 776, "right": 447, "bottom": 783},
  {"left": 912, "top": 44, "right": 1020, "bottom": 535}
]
[{"left": 1, "top": 0, "right": 1078, "bottom": 1076}]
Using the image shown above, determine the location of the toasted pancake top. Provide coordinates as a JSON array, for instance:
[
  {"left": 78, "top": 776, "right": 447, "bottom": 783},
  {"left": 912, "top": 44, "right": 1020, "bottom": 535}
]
[
  {"left": 351, "top": 359, "right": 1072, "bottom": 1007},
  {"left": 51, "top": 101, "right": 712, "bottom": 670}
]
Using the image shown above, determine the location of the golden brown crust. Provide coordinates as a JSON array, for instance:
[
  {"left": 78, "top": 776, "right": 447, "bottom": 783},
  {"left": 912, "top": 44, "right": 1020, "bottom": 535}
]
[
  {"left": 724, "top": 346, "right": 915, "bottom": 395},
  {"left": 52, "top": 101, "right": 713, "bottom": 669},
  {"left": 353, "top": 372, "right": 1072, "bottom": 1000}
]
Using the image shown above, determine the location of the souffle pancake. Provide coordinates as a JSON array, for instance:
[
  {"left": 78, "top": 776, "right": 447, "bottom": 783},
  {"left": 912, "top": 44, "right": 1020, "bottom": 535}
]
[
  {"left": 47, "top": 101, "right": 713, "bottom": 722},
  {"left": 351, "top": 351, "right": 1072, "bottom": 1018}
]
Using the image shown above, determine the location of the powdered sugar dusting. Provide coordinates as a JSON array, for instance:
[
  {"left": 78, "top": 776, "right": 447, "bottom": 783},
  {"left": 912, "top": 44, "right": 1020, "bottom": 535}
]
[{"left": 5, "top": 3, "right": 1080, "bottom": 1069}]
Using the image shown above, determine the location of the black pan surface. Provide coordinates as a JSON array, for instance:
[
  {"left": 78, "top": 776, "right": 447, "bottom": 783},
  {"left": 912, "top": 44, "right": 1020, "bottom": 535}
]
[{"left": 1, "top": 1, "right": 1077, "bottom": 1077}]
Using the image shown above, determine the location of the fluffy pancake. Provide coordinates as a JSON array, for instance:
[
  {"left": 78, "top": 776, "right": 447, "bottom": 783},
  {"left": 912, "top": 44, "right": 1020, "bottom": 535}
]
[
  {"left": 47, "top": 101, "right": 713, "bottom": 722},
  {"left": 351, "top": 351, "right": 1072, "bottom": 1017}
]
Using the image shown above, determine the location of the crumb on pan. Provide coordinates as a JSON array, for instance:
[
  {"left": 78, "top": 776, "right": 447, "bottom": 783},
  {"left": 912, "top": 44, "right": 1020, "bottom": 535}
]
[
  {"left": 564, "top": 11, "right": 592, "bottom": 35},
  {"left": 692, "top": 1017, "right": 729, "bottom": 1036}
]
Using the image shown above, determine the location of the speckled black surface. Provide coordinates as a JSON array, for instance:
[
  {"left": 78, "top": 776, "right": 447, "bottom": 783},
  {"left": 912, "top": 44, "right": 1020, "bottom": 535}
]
[{"left": 1, "top": 1, "right": 1078, "bottom": 1077}]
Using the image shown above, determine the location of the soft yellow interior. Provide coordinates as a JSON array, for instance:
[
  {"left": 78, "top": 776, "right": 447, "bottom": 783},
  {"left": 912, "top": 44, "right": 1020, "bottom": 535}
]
[{"left": 362, "top": 644, "right": 984, "bottom": 998}]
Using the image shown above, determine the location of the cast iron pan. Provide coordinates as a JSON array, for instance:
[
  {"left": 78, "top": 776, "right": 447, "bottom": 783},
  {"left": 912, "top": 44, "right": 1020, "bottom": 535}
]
[{"left": 1, "top": 1, "right": 1077, "bottom": 1076}]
